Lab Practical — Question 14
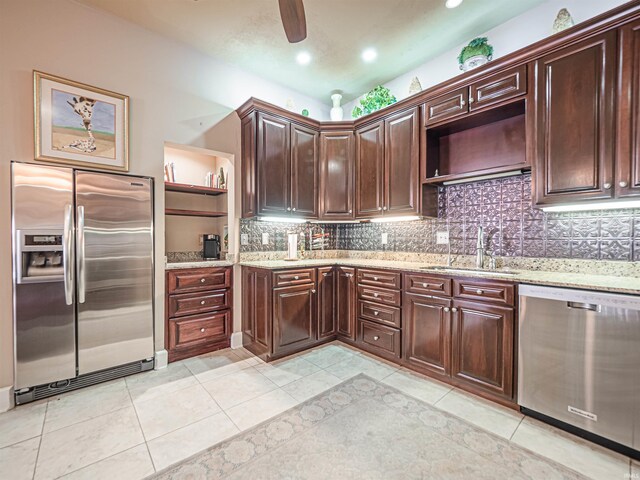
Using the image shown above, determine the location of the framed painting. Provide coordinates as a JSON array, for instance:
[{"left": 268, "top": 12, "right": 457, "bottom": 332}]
[{"left": 34, "top": 71, "right": 129, "bottom": 171}]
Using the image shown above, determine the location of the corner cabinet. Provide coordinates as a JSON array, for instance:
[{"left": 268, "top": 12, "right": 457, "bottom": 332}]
[
  {"left": 533, "top": 32, "right": 617, "bottom": 206},
  {"left": 320, "top": 131, "right": 355, "bottom": 220},
  {"left": 355, "top": 106, "right": 420, "bottom": 218}
]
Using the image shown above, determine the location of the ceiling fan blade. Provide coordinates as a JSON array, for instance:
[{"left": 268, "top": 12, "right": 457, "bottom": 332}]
[{"left": 278, "top": 0, "right": 307, "bottom": 43}]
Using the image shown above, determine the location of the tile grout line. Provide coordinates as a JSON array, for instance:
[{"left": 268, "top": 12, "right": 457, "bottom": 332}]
[
  {"left": 508, "top": 415, "right": 525, "bottom": 442},
  {"left": 31, "top": 401, "right": 49, "bottom": 480}
]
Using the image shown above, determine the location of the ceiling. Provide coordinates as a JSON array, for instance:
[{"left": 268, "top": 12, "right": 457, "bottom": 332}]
[{"left": 77, "top": 0, "right": 546, "bottom": 104}]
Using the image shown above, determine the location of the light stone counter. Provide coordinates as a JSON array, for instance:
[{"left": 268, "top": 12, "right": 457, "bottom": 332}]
[
  {"left": 165, "top": 260, "right": 234, "bottom": 270},
  {"left": 239, "top": 255, "right": 640, "bottom": 295}
]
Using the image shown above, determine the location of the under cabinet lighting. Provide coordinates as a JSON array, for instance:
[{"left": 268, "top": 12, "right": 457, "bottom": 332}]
[
  {"left": 370, "top": 215, "right": 421, "bottom": 223},
  {"left": 258, "top": 216, "right": 308, "bottom": 223},
  {"left": 541, "top": 200, "right": 640, "bottom": 213},
  {"left": 442, "top": 170, "right": 523, "bottom": 185}
]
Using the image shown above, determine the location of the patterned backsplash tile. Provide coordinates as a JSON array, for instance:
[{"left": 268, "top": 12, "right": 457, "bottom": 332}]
[{"left": 241, "top": 173, "right": 640, "bottom": 262}]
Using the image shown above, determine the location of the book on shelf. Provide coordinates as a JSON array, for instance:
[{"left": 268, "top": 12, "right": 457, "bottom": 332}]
[{"left": 164, "top": 162, "right": 176, "bottom": 183}]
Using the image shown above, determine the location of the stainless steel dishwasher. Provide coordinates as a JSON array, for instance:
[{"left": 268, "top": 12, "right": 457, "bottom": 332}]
[{"left": 518, "top": 284, "right": 640, "bottom": 455}]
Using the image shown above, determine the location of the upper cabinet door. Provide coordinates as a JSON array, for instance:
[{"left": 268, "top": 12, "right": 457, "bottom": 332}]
[
  {"left": 257, "top": 112, "right": 291, "bottom": 216},
  {"left": 469, "top": 65, "right": 526, "bottom": 111},
  {"left": 241, "top": 114, "right": 257, "bottom": 218},
  {"left": 290, "top": 123, "right": 319, "bottom": 218},
  {"left": 533, "top": 32, "right": 616, "bottom": 206},
  {"left": 320, "top": 131, "right": 354, "bottom": 220},
  {"left": 384, "top": 107, "right": 419, "bottom": 215},
  {"left": 355, "top": 120, "right": 385, "bottom": 218},
  {"left": 617, "top": 19, "right": 640, "bottom": 198},
  {"left": 424, "top": 87, "right": 468, "bottom": 125}
]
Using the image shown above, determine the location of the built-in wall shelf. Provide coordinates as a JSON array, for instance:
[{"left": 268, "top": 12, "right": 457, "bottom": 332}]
[
  {"left": 165, "top": 182, "right": 227, "bottom": 196},
  {"left": 165, "top": 208, "right": 227, "bottom": 218}
]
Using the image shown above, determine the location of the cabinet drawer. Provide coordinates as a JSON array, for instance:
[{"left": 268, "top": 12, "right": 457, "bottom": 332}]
[
  {"left": 358, "top": 300, "right": 401, "bottom": 328},
  {"left": 357, "top": 285, "right": 401, "bottom": 307},
  {"left": 424, "top": 87, "right": 468, "bottom": 125},
  {"left": 453, "top": 279, "right": 515, "bottom": 306},
  {"left": 357, "top": 269, "right": 401, "bottom": 289},
  {"left": 358, "top": 319, "right": 401, "bottom": 359},
  {"left": 168, "top": 311, "right": 230, "bottom": 351},
  {"left": 274, "top": 268, "right": 316, "bottom": 287},
  {"left": 168, "top": 289, "right": 230, "bottom": 317},
  {"left": 469, "top": 65, "right": 526, "bottom": 111},
  {"left": 168, "top": 267, "right": 231, "bottom": 294},
  {"left": 404, "top": 273, "right": 451, "bottom": 296}
]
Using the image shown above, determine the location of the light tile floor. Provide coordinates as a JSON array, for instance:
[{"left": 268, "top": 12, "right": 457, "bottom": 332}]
[{"left": 0, "top": 341, "right": 635, "bottom": 479}]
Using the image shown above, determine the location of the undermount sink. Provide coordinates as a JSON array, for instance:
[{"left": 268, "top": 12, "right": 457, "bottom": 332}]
[{"left": 421, "top": 266, "right": 517, "bottom": 277}]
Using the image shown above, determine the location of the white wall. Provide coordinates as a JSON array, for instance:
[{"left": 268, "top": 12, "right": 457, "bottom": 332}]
[
  {"left": 344, "top": 0, "right": 628, "bottom": 116},
  {"left": 0, "top": 0, "right": 329, "bottom": 396}
]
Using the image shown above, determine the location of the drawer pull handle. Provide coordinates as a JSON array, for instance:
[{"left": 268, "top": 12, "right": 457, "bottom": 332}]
[
  {"left": 200, "top": 328, "right": 205, "bottom": 333},
  {"left": 373, "top": 336, "right": 380, "bottom": 341},
  {"left": 451, "top": 307, "right": 458, "bottom": 313},
  {"left": 476, "top": 289, "right": 484, "bottom": 295},
  {"left": 373, "top": 311, "right": 379, "bottom": 316},
  {"left": 373, "top": 293, "right": 379, "bottom": 298},
  {"left": 200, "top": 278, "right": 206, "bottom": 283},
  {"left": 200, "top": 300, "right": 206, "bottom": 305},
  {"left": 444, "top": 307, "right": 450, "bottom": 312},
  {"left": 294, "top": 276, "right": 299, "bottom": 280}
]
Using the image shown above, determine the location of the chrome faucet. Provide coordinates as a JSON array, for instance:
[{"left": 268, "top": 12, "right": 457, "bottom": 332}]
[{"left": 476, "top": 226, "right": 485, "bottom": 269}]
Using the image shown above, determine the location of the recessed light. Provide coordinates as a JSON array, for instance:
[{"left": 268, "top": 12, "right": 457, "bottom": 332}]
[
  {"left": 296, "top": 51, "right": 311, "bottom": 65},
  {"left": 445, "top": 0, "right": 463, "bottom": 8},
  {"left": 361, "top": 48, "right": 377, "bottom": 62}
]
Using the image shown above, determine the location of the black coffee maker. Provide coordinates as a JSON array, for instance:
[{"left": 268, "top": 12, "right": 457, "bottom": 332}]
[{"left": 203, "top": 234, "right": 221, "bottom": 260}]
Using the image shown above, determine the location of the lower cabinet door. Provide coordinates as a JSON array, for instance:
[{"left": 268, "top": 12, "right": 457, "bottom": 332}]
[
  {"left": 318, "top": 267, "right": 336, "bottom": 339},
  {"left": 403, "top": 293, "right": 451, "bottom": 378},
  {"left": 451, "top": 300, "right": 515, "bottom": 399},
  {"left": 273, "top": 283, "right": 317, "bottom": 356},
  {"left": 336, "top": 267, "right": 356, "bottom": 339}
]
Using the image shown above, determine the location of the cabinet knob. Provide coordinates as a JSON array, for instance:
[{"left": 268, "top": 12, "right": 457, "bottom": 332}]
[
  {"left": 287, "top": 207, "right": 292, "bottom": 211},
  {"left": 461, "top": 100, "right": 466, "bottom": 106},
  {"left": 200, "top": 300, "right": 206, "bottom": 305},
  {"left": 294, "top": 275, "right": 299, "bottom": 280},
  {"left": 619, "top": 181, "right": 628, "bottom": 188},
  {"left": 311, "top": 289, "right": 316, "bottom": 294},
  {"left": 373, "top": 293, "right": 379, "bottom": 298},
  {"left": 378, "top": 207, "right": 383, "bottom": 211},
  {"left": 383, "top": 206, "right": 388, "bottom": 211},
  {"left": 292, "top": 208, "right": 297, "bottom": 212},
  {"left": 345, "top": 273, "right": 353, "bottom": 278},
  {"left": 322, "top": 272, "right": 328, "bottom": 277},
  {"left": 451, "top": 307, "right": 458, "bottom": 313},
  {"left": 444, "top": 307, "right": 450, "bottom": 312},
  {"left": 349, "top": 209, "right": 353, "bottom": 214},
  {"left": 469, "top": 97, "right": 475, "bottom": 104},
  {"left": 422, "top": 283, "right": 428, "bottom": 288},
  {"left": 373, "top": 311, "right": 379, "bottom": 316},
  {"left": 373, "top": 276, "right": 379, "bottom": 281},
  {"left": 476, "top": 289, "right": 484, "bottom": 295},
  {"left": 200, "top": 278, "right": 206, "bottom": 283},
  {"left": 604, "top": 182, "right": 612, "bottom": 190},
  {"left": 373, "top": 336, "right": 380, "bottom": 341},
  {"left": 200, "top": 328, "right": 205, "bottom": 333}
]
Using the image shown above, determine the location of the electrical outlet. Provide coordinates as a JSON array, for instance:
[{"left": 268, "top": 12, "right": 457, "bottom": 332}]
[
  {"left": 381, "top": 233, "right": 388, "bottom": 245},
  {"left": 436, "top": 231, "right": 449, "bottom": 245},
  {"left": 198, "top": 235, "right": 203, "bottom": 246},
  {"left": 262, "top": 232, "right": 269, "bottom": 245},
  {"left": 241, "top": 234, "right": 249, "bottom": 246}
]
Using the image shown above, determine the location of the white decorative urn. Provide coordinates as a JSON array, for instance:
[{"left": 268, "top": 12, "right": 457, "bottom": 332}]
[{"left": 330, "top": 93, "right": 344, "bottom": 121}]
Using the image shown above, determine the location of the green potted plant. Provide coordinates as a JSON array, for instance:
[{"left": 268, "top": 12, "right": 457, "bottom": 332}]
[
  {"left": 351, "top": 85, "right": 397, "bottom": 119},
  {"left": 458, "top": 37, "right": 494, "bottom": 71}
]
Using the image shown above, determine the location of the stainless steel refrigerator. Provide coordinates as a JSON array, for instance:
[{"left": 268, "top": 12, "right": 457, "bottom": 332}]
[{"left": 12, "top": 162, "right": 154, "bottom": 404}]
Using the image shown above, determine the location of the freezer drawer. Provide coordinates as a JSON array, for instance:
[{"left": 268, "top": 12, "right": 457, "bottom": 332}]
[{"left": 518, "top": 284, "right": 640, "bottom": 451}]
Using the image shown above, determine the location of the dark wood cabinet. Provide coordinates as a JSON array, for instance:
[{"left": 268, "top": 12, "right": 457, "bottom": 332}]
[
  {"left": 273, "top": 283, "right": 317, "bottom": 356},
  {"left": 336, "top": 266, "right": 356, "bottom": 340},
  {"left": 403, "top": 293, "right": 451, "bottom": 378},
  {"left": 242, "top": 267, "right": 271, "bottom": 358},
  {"left": 319, "top": 131, "right": 354, "bottom": 220},
  {"left": 166, "top": 266, "right": 233, "bottom": 362},
  {"left": 617, "top": 19, "right": 640, "bottom": 198},
  {"left": 318, "top": 267, "right": 336, "bottom": 339},
  {"left": 451, "top": 300, "right": 515, "bottom": 399},
  {"left": 290, "top": 123, "right": 319, "bottom": 217},
  {"left": 469, "top": 65, "right": 526, "bottom": 111},
  {"left": 384, "top": 107, "right": 419, "bottom": 215},
  {"left": 241, "top": 113, "right": 257, "bottom": 218},
  {"left": 533, "top": 32, "right": 617, "bottom": 206},
  {"left": 257, "top": 112, "right": 290, "bottom": 216},
  {"left": 355, "top": 120, "right": 385, "bottom": 217}
]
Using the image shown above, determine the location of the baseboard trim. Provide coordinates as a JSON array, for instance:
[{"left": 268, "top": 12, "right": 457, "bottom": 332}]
[
  {"left": 154, "top": 349, "right": 168, "bottom": 369},
  {"left": 230, "top": 332, "right": 243, "bottom": 349},
  {"left": 0, "top": 385, "right": 15, "bottom": 412}
]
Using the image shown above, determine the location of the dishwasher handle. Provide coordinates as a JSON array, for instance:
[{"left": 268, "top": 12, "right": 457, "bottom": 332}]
[{"left": 567, "top": 301, "right": 601, "bottom": 312}]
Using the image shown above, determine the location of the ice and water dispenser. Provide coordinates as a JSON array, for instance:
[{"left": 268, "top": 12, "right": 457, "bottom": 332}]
[{"left": 15, "top": 230, "right": 65, "bottom": 284}]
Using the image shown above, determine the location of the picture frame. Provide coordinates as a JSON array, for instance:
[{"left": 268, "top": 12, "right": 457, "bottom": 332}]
[{"left": 34, "top": 71, "right": 129, "bottom": 172}]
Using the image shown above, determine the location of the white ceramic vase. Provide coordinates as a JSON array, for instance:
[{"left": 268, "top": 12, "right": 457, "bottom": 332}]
[{"left": 330, "top": 93, "right": 344, "bottom": 121}]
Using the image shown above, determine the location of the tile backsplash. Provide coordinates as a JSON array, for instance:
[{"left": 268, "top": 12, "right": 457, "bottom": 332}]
[{"left": 241, "top": 173, "right": 640, "bottom": 262}]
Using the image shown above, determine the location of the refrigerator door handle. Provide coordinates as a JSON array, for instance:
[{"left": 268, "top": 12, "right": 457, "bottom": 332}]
[
  {"left": 63, "top": 204, "right": 74, "bottom": 305},
  {"left": 77, "top": 205, "right": 86, "bottom": 304}
]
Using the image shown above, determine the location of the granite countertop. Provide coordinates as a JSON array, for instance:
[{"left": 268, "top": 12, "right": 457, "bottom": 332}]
[
  {"left": 239, "top": 258, "right": 640, "bottom": 295},
  {"left": 166, "top": 260, "right": 234, "bottom": 270}
]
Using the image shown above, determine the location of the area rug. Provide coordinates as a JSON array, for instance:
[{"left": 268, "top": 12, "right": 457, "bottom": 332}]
[{"left": 150, "top": 375, "right": 587, "bottom": 479}]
